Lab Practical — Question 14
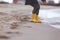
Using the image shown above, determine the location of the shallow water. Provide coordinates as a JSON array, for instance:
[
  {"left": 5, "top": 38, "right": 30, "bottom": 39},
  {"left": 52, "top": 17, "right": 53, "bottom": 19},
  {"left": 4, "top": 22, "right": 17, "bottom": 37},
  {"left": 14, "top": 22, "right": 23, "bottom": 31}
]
[{"left": 39, "top": 9, "right": 60, "bottom": 29}]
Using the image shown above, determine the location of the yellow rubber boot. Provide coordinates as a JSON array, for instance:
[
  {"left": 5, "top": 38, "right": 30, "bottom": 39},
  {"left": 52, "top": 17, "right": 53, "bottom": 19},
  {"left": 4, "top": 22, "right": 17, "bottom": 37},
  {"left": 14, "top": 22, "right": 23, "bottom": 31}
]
[
  {"left": 31, "top": 13, "right": 36, "bottom": 22},
  {"left": 31, "top": 13, "right": 41, "bottom": 23},
  {"left": 36, "top": 14, "right": 41, "bottom": 23}
]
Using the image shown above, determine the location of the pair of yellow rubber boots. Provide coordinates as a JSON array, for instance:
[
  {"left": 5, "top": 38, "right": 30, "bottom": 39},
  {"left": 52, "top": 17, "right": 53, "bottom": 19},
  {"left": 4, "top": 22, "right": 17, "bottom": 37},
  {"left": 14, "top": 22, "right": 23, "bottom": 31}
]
[{"left": 31, "top": 13, "right": 41, "bottom": 23}]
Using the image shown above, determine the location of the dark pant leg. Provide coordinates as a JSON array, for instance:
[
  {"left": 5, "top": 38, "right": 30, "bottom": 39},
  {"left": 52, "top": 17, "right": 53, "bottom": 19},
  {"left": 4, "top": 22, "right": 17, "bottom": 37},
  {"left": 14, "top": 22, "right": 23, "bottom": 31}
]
[{"left": 31, "top": 4, "right": 40, "bottom": 15}]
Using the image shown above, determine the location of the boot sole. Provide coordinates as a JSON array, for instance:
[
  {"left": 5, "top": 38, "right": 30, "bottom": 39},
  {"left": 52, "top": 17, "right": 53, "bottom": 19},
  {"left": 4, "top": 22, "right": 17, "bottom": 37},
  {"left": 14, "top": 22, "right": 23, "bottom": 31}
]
[{"left": 31, "top": 21, "right": 42, "bottom": 23}]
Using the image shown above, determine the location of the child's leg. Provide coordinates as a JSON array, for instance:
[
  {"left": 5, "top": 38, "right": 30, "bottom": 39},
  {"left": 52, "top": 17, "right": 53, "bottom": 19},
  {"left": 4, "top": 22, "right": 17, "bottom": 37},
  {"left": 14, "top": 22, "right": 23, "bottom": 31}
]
[
  {"left": 31, "top": 4, "right": 41, "bottom": 23},
  {"left": 32, "top": 4, "right": 40, "bottom": 15}
]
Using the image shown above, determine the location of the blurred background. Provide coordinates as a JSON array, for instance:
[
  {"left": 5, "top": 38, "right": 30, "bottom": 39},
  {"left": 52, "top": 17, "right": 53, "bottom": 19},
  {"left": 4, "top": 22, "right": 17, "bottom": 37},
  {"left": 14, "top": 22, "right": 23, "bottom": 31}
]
[
  {"left": 0, "top": 0, "right": 60, "bottom": 5},
  {"left": 0, "top": 0, "right": 60, "bottom": 40}
]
